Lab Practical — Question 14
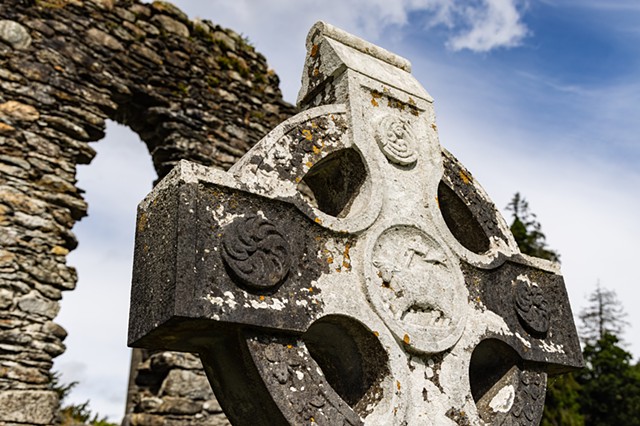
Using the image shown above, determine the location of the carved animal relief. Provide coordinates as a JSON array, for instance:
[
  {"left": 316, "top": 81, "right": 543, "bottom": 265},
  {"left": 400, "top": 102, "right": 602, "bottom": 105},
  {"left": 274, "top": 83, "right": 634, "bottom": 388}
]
[{"left": 129, "top": 22, "right": 583, "bottom": 425}]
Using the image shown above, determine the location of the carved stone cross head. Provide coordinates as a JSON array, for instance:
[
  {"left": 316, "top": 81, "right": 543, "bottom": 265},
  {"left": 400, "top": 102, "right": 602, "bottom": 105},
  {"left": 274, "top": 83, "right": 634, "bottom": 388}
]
[{"left": 129, "top": 22, "right": 582, "bottom": 425}]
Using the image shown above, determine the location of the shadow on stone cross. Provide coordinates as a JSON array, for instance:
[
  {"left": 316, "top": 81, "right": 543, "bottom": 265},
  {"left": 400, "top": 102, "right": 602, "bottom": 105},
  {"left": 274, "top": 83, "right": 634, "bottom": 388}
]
[{"left": 128, "top": 21, "right": 583, "bottom": 426}]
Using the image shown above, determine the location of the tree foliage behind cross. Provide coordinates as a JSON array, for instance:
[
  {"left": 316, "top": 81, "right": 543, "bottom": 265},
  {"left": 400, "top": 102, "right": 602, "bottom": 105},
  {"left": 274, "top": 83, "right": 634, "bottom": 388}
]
[
  {"left": 505, "top": 193, "right": 640, "bottom": 425},
  {"left": 506, "top": 193, "right": 560, "bottom": 262}
]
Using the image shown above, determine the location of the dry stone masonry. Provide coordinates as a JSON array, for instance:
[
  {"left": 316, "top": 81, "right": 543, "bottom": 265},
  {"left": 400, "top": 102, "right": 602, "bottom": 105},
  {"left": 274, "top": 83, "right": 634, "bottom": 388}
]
[
  {"left": 129, "top": 22, "right": 583, "bottom": 425},
  {"left": 0, "top": 0, "right": 294, "bottom": 424}
]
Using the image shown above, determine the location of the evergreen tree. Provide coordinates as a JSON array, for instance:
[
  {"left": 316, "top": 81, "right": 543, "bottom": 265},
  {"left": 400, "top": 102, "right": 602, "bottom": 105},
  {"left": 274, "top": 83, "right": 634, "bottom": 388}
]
[
  {"left": 574, "top": 286, "right": 640, "bottom": 424},
  {"left": 578, "top": 283, "right": 629, "bottom": 345},
  {"left": 542, "top": 373, "right": 584, "bottom": 426},
  {"left": 576, "top": 332, "right": 640, "bottom": 425},
  {"left": 50, "top": 372, "right": 117, "bottom": 426},
  {"left": 505, "top": 193, "right": 560, "bottom": 262}
]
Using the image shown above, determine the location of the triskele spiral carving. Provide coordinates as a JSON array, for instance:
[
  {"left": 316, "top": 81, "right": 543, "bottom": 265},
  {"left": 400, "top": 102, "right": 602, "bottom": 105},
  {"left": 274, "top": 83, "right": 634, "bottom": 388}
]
[
  {"left": 221, "top": 214, "right": 292, "bottom": 290},
  {"left": 375, "top": 115, "right": 418, "bottom": 166},
  {"left": 514, "top": 276, "right": 550, "bottom": 335}
]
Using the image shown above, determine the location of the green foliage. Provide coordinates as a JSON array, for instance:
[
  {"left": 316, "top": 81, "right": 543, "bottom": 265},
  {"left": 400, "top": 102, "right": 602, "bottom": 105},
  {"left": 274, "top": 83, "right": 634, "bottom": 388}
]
[
  {"left": 505, "top": 192, "right": 560, "bottom": 262},
  {"left": 577, "top": 333, "right": 640, "bottom": 425},
  {"left": 542, "top": 374, "right": 584, "bottom": 426},
  {"left": 217, "top": 55, "right": 250, "bottom": 78},
  {"left": 50, "top": 372, "right": 117, "bottom": 426}
]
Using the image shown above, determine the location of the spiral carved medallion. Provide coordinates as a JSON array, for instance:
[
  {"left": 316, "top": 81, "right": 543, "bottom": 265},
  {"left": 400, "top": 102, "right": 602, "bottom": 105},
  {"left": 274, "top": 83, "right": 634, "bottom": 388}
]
[
  {"left": 514, "top": 276, "right": 550, "bottom": 335},
  {"left": 375, "top": 115, "right": 418, "bottom": 166},
  {"left": 221, "top": 214, "right": 292, "bottom": 290}
]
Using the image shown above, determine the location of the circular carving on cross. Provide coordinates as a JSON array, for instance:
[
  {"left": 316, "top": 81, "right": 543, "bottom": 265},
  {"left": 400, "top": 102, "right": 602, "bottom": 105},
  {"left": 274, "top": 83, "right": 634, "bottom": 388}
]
[
  {"left": 221, "top": 214, "right": 292, "bottom": 290},
  {"left": 375, "top": 115, "right": 418, "bottom": 166},
  {"left": 514, "top": 275, "right": 550, "bottom": 335},
  {"left": 367, "top": 225, "right": 467, "bottom": 353}
]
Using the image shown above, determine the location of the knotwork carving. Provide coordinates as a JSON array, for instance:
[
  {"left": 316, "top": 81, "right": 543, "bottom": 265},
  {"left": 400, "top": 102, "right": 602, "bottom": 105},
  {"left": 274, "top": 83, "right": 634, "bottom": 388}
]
[
  {"left": 221, "top": 214, "right": 292, "bottom": 290},
  {"left": 375, "top": 115, "right": 418, "bottom": 166},
  {"left": 514, "top": 275, "right": 550, "bottom": 335},
  {"left": 505, "top": 371, "right": 546, "bottom": 426}
]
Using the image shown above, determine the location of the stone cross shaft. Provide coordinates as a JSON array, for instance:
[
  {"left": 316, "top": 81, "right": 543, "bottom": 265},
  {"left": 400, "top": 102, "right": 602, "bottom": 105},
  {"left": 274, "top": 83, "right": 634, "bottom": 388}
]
[{"left": 129, "top": 22, "right": 582, "bottom": 425}]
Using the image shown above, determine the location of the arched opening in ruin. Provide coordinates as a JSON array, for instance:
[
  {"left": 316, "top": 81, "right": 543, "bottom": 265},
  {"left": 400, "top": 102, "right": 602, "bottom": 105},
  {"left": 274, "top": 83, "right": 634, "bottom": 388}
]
[{"left": 53, "top": 121, "right": 156, "bottom": 419}]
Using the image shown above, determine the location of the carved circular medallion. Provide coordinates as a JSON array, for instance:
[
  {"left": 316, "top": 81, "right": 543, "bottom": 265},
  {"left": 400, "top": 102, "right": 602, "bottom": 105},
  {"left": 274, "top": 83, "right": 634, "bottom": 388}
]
[
  {"left": 366, "top": 225, "right": 467, "bottom": 353},
  {"left": 221, "top": 214, "right": 292, "bottom": 290},
  {"left": 375, "top": 115, "right": 418, "bottom": 166},
  {"left": 514, "top": 276, "right": 550, "bottom": 335}
]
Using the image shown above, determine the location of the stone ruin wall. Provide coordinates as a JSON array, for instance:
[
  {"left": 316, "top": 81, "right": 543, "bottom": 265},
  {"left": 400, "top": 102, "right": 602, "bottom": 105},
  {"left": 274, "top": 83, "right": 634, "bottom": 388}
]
[{"left": 0, "top": 0, "right": 296, "bottom": 424}]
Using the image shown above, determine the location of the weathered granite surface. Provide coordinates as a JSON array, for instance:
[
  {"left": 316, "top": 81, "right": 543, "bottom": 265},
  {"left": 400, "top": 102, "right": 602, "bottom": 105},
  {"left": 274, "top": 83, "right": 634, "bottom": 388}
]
[
  {"left": 0, "top": 0, "right": 294, "bottom": 424},
  {"left": 129, "top": 21, "right": 583, "bottom": 425}
]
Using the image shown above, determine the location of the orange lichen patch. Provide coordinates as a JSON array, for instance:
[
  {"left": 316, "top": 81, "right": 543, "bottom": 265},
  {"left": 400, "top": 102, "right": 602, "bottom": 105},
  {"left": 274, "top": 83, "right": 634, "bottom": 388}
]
[
  {"left": 259, "top": 295, "right": 265, "bottom": 301},
  {"left": 373, "top": 331, "right": 379, "bottom": 337},
  {"left": 295, "top": 176, "right": 302, "bottom": 183},
  {"left": 435, "top": 196, "right": 439, "bottom": 208},
  {"left": 308, "top": 287, "right": 314, "bottom": 293},
  {"left": 313, "top": 68, "right": 320, "bottom": 77},
  {"left": 403, "top": 334, "right": 410, "bottom": 344},
  {"left": 51, "top": 246, "right": 69, "bottom": 256},
  {"left": 302, "top": 129, "right": 313, "bottom": 140},
  {"left": 327, "top": 257, "right": 334, "bottom": 264},
  {"left": 396, "top": 380, "right": 401, "bottom": 391},
  {"left": 408, "top": 97, "right": 417, "bottom": 106},
  {"left": 431, "top": 123, "right": 438, "bottom": 132},
  {"left": 287, "top": 344, "right": 293, "bottom": 349},
  {"left": 459, "top": 169, "right": 472, "bottom": 184},
  {"left": 343, "top": 242, "right": 351, "bottom": 259},
  {"left": 410, "top": 108, "right": 419, "bottom": 117},
  {"left": 311, "top": 44, "right": 319, "bottom": 57},
  {"left": 136, "top": 212, "right": 148, "bottom": 233},
  {"left": 314, "top": 217, "right": 322, "bottom": 224},
  {"left": 306, "top": 161, "right": 314, "bottom": 168},
  {"left": 371, "top": 89, "right": 383, "bottom": 107},
  {"left": 312, "top": 145, "right": 321, "bottom": 155},
  {"left": 342, "top": 242, "right": 352, "bottom": 270}
]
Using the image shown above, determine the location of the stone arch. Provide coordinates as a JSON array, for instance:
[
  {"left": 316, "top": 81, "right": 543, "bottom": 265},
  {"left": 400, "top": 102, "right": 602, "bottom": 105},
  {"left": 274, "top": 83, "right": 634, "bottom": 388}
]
[{"left": 0, "top": 0, "right": 295, "bottom": 423}]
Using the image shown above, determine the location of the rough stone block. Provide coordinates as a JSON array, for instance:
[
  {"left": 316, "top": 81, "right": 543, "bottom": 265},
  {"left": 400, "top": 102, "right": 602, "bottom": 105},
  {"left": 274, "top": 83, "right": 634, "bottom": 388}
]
[{"left": 0, "top": 390, "right": 57, "bottom": 424}]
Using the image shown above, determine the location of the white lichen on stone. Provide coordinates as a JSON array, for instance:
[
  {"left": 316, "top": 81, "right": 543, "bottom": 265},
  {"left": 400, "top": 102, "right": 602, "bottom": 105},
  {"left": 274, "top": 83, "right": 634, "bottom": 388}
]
[
  {"left": 489, "top": 385, "right": 515, "bottom": 413},
  {"left": 249, "top": 298, "right": 288, "bottom": 311}
]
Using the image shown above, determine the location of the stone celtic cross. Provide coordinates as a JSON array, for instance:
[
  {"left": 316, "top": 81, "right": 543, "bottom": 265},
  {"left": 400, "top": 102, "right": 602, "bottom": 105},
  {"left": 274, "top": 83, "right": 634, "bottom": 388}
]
[{"left": 129, "top": 22, "right": 582, "bottom": 425}]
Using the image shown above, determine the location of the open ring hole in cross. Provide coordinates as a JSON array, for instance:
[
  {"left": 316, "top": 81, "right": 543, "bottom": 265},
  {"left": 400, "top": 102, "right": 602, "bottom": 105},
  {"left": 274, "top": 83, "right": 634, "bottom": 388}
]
[
  {"left": 302, "top": 315, "right": 389, "bottom": 416},
  {"left": 469, "top": 339, "right": 521, "bottom": 421},
  {"left": 437, "top": 181, "right": 491, "bottom": 254},
  {"left": 297, "top": 148, "right": 367, "bottom": 218}
]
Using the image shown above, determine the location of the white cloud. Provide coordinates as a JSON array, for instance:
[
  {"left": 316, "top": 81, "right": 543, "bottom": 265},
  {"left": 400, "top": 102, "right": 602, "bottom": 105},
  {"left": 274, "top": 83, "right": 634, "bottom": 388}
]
[{"left": 446, "top": 0, "right": 529, "bottom": 51}]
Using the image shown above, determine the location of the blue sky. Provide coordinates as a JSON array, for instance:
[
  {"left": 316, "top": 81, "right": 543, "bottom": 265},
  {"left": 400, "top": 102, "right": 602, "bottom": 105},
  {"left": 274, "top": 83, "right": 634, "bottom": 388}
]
[{"left": 53, "top": 0, "right": 640, "bottom": 420}]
